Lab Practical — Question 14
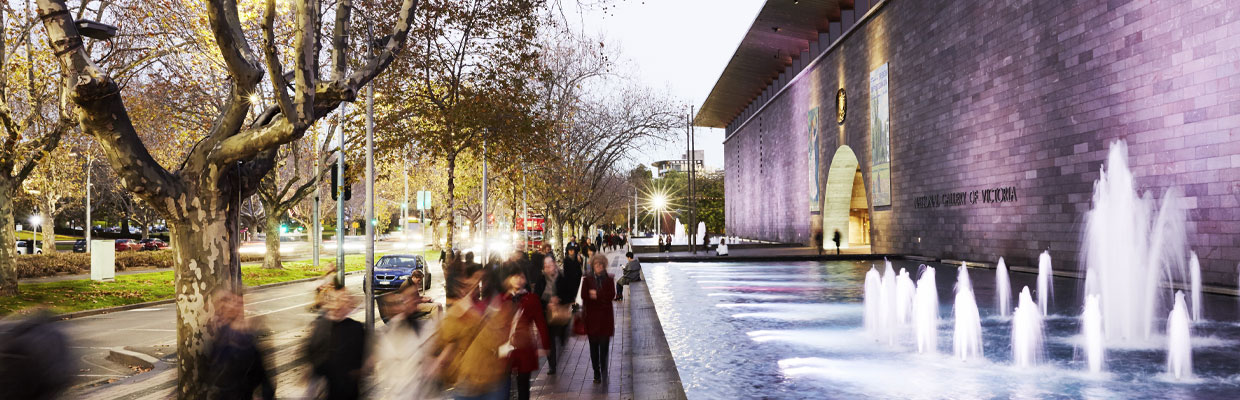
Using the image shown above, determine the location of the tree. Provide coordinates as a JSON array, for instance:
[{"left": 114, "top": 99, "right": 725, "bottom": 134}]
[
  {"left": 0, "top": 3, "right": 73, "bottom": 295},
  {"left": 24, "top": 143, "right": 84, "bottom": 251},
  {"left": 256, "top": 120, "right": 342, "bottom": 269},
  {"left": 375, "top": 0, "right": 547, "bottom": 250},
  {"left": 695, "top": 170, "right": 725, "bottom": 235},
  {"left": 34, "top": 0, "right": 422, "bottom": 395}
]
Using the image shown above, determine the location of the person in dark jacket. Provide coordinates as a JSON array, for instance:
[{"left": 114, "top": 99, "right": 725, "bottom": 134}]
[
  {"left": 581, "top": 254, "right": 616, "bottom": 383},
  {"left": 614, "top": 252, "right": 641, "bottom": 301},
  {"left": 207, "top": 290, "right": 275, "bottom": 400},
  {"left": 533, "top": 255, "right": 573, "bottom": 374},
  {"left": 306, "top": 288, "right": 368, "bottom": 400},
  {"left": 562, "top": 244, "right": 584, "bottom": 306}
]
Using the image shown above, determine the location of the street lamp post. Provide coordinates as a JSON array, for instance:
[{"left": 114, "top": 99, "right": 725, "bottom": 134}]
[
  {"left": 364, "top": 24, "right": 377, "bottom": 333},
  {"left": 30, "top": 215, "right": 42, "bottom": 251}
]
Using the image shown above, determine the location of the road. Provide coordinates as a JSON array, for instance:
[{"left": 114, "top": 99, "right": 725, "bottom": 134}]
[{"left": 62, "top": 259, "right": 446, "bottom": 399}]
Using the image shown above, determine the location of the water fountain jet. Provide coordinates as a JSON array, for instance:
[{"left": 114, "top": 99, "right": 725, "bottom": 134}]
[
  {"left": 1082, "top": 294, "right": 1105, "bottom": 373},
  {"left": 1082, "top": 140, "right": 1189, "bottom": 342},
  {"left": 953, "top": 265, "right": 983, "bottom": 361},
  {"left": 1011, "top": 287, "right": 1044, "bottom": 367},
  {"left": 1167, "top": 291, "right": 1192, "bottom": 380},
  {"left": 913, "top": 266, "right": 938, "bottom": 354},
  {"left": 1189, "top": 252, "right": 1201, "bottom": 322},
  {"left": 864, "top": 267, "right": 881, "bottom": 337},
  {"left": 996, "top": 257, "right": 1011, "bottom": 318},
  {"left": 1037, "top": 251, "right": 1053, "bottom": 316}
]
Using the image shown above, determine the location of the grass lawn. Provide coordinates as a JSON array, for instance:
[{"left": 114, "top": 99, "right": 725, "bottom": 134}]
[
  {"left": 14, "top": 231, "right": 81, "bottom": 241},
  {"left": 0, "top": 254, "right": 375, "bottom": 316}
]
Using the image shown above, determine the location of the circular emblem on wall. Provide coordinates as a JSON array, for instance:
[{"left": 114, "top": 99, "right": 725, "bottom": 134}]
[{"left": 836, "top": 88, "right": 847, "bottom": 125}]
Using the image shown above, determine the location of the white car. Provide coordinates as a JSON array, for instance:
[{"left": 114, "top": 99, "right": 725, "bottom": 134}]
[{"left": 15, "top": 240, "right": 42, "bottom": 255}]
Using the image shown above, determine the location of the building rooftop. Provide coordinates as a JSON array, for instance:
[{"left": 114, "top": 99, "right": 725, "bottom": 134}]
[{"left": 694, "top": 0, "right": 870, "bottom": 129}]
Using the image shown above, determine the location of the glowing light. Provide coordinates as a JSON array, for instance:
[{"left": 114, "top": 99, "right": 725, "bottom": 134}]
[
  {"left": 650, "top": 193, "right": 668, "bottom": 211},
  {"left": 29, "top": 215, "right": 42, "bottom": 226},
  {"left": 248, "top": 93, "right": 262, "bottom": 105}
]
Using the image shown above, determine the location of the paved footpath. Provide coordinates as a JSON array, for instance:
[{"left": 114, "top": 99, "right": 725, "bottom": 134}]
[{"left": 62, "top": 250, "right": 686, "bottom": 400}]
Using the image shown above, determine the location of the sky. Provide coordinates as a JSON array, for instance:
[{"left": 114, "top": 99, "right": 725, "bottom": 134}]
[{"left": 559, "top": 0, "right": 766, "bottom": 171}]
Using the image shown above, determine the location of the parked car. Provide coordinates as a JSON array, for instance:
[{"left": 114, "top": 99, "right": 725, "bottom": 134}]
[
  {"left": 372, "top": 254, "right": 430, "bottom": 292},
  {"left": 138, "top": 238, "right": 169, "bottom": 251},
  {"left": 115, "top": 239, "right": 141, "bottom": 252},
  {"left": 15, "top": 240, "right": 41, "bottom": 255},
  {"left": 73, "top": 239, "right": 87, "bottom": 253}
]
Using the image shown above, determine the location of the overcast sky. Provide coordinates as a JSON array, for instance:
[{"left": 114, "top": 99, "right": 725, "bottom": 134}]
[{"left": 560, "top": 0, "right": 765, "bottom": 171}]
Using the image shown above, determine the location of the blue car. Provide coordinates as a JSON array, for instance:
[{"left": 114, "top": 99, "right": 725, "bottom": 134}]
[{"left": 372, "top": 254, "right": 430, "bottom": 292}]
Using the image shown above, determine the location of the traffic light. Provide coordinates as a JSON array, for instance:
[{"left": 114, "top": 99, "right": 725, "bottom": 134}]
[{"left": 331, "top": 161, "right": 352, "bottom": 201}]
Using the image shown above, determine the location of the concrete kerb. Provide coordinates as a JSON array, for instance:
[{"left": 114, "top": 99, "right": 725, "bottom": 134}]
[
  {"left": 636, "top": 253, "right": 906, "bottom": 263},
  {"left": 628, "top": 271, "right": 687, "bottom": 400},
  {"left": 54, "top": 270, "right": 364, "bottom": 321}
]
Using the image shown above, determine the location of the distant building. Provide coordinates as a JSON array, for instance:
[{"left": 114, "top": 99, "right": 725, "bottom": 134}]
[{"left": 652, "top": 151, "right": 705, "bottom": 178}]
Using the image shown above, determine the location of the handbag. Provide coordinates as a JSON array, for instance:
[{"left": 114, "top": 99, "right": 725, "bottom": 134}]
[
  {"left": 548, "top": 302, "right": 572, "bottom": 325},
  {"left": 572, "top": 309, "right": 587, "bottom": 336},
  {"left": 497, "top": 308, "right": 523, "bottom": 358}
]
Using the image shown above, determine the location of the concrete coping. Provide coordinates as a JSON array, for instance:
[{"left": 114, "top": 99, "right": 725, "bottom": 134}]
[{"left": 628, "top": 273, "right": 688, "bottom": 400}]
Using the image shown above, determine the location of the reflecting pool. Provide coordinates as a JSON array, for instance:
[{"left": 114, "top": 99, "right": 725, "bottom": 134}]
[{"left": 645, "top": 260, "right": 1240, "bottom": 399}]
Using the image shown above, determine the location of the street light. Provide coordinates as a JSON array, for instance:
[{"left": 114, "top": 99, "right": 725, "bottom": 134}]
[
  {"left": 649, "top": 193, "right": 667, "bottom": 238},
  {"left": 30, "top": 215, "right": 42, "bottom": 247}
]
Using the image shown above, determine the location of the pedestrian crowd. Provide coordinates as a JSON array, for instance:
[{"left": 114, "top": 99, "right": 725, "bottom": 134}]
[{"left": 198, "top": 231, "right": 639, "bottom": 400}]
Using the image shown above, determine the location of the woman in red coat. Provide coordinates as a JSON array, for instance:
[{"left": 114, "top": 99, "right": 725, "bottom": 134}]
[
  {"left": 497, "top": 263, "right": 551, "bottom": 400},
  {"left": 580, "top": 254, "right": 616, "bottom": 383}
]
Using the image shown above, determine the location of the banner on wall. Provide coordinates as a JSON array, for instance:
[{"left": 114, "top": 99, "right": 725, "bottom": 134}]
[
  {"left": 870, "top": 63, "right": 891, "bottom": 206},
  {"left": 808, "top": 107, "right": 821, "bottom": 213}
]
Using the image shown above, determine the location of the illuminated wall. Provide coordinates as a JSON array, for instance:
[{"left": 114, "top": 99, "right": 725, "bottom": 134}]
[{"left": 723, "top": 0, "right": 1240, "bottom": 287}]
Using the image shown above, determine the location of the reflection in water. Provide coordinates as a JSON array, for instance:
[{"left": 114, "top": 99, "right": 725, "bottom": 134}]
[{"left": 646, "top": 261, "right": 1240, "bottom": 399}]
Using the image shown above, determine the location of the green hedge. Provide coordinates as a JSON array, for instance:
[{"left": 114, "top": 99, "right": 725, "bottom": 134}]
[{"left": 16, "top": 251, "right": 265, "bottom": 279}]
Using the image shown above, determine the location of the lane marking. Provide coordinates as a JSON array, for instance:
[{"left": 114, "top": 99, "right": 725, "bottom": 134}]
[
  {"left": 253, "top": 301, "right": 315, "bottom": 317},
  {"left": 247, "top": 292, "right": 307, "bottom": 305}
]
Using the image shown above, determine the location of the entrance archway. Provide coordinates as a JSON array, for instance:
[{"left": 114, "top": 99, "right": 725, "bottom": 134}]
[{"left": 821, "top": 146, "right": 870, "bottom": 251}]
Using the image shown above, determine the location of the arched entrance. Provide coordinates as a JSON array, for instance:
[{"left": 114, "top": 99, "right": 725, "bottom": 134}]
[{"left": 821, "top": 146, "right": 870, "bottom": 252}]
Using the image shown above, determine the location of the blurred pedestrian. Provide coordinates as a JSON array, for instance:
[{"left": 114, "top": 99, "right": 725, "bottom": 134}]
[
  {"left": 498, "top": 264, "right": 551, "bottom": 400},
  {"left": 373, "top": 284, "right": 438, "bottom": 399},
  {"left": 206, "top": 290, "right": 274, "bottom": 400},
  {"left": 614, "top": 252, "right": 641, "bottom": 301},
  {"left": 581, "top": 254, "right": 615, "bottom": 383},
  {"left": 535, "top": 255, "right": 573, "bottom": 374},
  {"left": 832, "top": 229, "right": 842, "bottom": 255},
  {"left": 0, "top": 310, "right": 76, "bottom": 400},
  {"left": 305, "top": 288, "right": 368, "bottom": 400}
]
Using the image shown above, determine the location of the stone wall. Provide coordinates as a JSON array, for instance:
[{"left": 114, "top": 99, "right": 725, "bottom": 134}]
[{"left": 723, "top": 0, "right": 1240, "bottom": 287}]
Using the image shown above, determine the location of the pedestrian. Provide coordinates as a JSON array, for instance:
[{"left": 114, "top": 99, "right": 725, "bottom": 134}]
[
  {"left": 814, "top": 230, "right": 824, "bottom": 256},
  {"left": 614, "top": 252, "right": 641, "bottom": 301},
  {"left": 535, "top": 255, "right": 573, "bottom": 374},
  {"left": 540, "top": 244, "right": 554, "bottom": 262},
  {"left": 372, "top": 284, "right": 437, "bottom": 399},
  {"left": 497, "top": 264, "right": 551, "bottom": 400},
  {"left": 522, "top": 249, "right": 542, "bottom": 292},
  {"left": 657, "top": 235, "right": 664, "bottom": 253},
  {"left": 580, "top": 254, "right": 616, "bottom": 383},
  {"left": 444, "top": 255, "right": 470, "bottom": 309},
  {"left": 0, "top": 310, "right": 76, "bottom": 400},
  {"left": 832, "top": 229, "right": 842, "bottom": 255},
  {"left": 207, "top": 290, "right": 275, "bottom": 400},
  {"left": 305, "top": 288, "right": 368, "bottom": 400},
  {"left": 562, "top": 243, "right": 584, "bottom": 308},
  {"left": 716, "top": 238, "right": 729, "bottom": 256},
  {"left": 434, "top": 268, "right": 506, "bottom": 400}
]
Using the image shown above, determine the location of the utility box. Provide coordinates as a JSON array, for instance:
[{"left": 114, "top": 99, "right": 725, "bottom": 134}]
[{"left": 90, "top": 240, "right": 115, "bottom": 281}]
